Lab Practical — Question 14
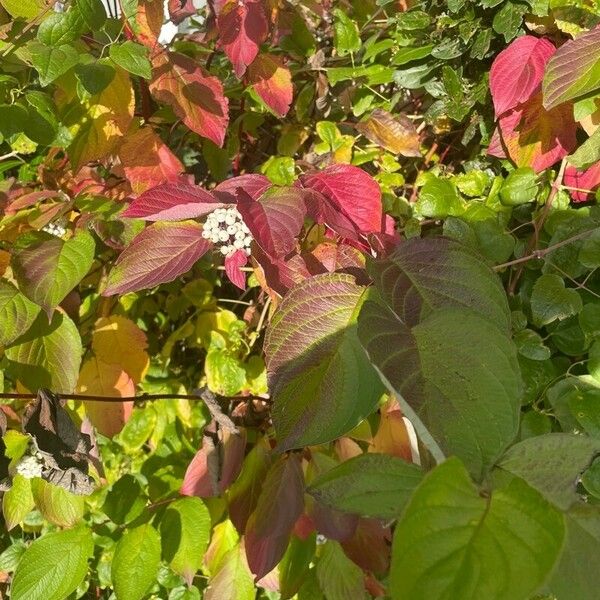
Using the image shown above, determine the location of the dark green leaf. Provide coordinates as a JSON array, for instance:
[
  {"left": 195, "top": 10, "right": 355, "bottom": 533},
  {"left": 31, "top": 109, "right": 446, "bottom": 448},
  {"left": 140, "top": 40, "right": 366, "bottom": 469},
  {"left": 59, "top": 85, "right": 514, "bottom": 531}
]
[
  {"left": 308, "top": 453, "right": 423, "bottom": 519},
  {"left": 530, "top": 274, "right": 583, "bottom": 327},
  {"left": 497, "top": 433, "right": 600, "bottom": 509}
]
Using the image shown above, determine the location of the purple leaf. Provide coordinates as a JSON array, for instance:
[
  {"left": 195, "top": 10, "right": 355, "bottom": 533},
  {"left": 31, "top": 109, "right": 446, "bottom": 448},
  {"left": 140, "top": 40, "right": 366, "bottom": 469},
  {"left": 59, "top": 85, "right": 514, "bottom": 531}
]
[
  {"left": 121, "top": 182, "right": 222, "bottom": 221},
  {"left": 103, "top": 221, "right": 211, "bottom": 296}
]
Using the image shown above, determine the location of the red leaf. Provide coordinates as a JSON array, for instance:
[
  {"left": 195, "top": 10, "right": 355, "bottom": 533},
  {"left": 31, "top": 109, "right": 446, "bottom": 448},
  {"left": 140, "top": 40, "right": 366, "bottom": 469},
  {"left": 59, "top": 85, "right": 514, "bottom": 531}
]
[
  {"left": 228, "top": 439, "right": 273, "bottom": 533},
  {"left": 309, "top": 501, "right": 358, "bottom": 542},
  {"left": 300, "top": 165, "right": 382, "bottom": 234},
  {"left": 487, "top": 127, "right": 508, "bottom": 159},
  {"left": 564, "top": 163, "right": 600, "bottom": 202},
  {"left": 122, "top": 182, "right": 221, "bottom": 221},
  {"left": 217, "top": 0, "right": 268, "bottom": 78},
  {"left": 497, "top": 92, "right": 576, "bottom": 173},
  {"left": 237, "top": 187, "right": 306, "bottom": 258},
  {"left": 247, "top": 53, "right": 293, "bottom": 117},
  {"left": 213, "top": 174, "right": 271, "bottom": 203},
  {"left": 168, "top": 0, "right": 197, "bottom": 24},
  {"left": 181, "top": 429, "right": 247, "bottom": 497},
  {"left": 150, "top": 52, "right": 229, "bottom": 147},
  {"left": 224, "top": 249, "right": 249, "bottom": 290},
  {"left": 341, "top": 519, "right": 391, "bottom": 575},
  {"left": 119, "top": 126, "right": 184, "bottom": 195},
  {"left": 103, "top": 221, "right": 211, "bottom": 296},
  {"left": 490, "top": 36, "right": 555, "bottom": 117},
  {"left": 244, "top": 454, "right": 304, "bottom": 579}
]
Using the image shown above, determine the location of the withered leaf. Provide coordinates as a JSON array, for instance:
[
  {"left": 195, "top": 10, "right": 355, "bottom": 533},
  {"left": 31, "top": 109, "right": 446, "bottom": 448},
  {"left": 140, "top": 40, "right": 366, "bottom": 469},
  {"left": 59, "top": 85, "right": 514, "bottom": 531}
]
[
  {"left": 355, "top": 108, "right": 421, "bottom": 157},
  {"left": 22, "top": 389, "right": 94, "bottom": 495}
]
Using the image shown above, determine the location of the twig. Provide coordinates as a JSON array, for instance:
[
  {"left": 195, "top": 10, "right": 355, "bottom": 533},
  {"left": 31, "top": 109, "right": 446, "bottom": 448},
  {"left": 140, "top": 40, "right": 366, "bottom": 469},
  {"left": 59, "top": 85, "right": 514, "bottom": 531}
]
[
  {"left": 507, "top": 159, "right": 567, "bottom": 293},
  {"left": 494, "top": 227, "right": 597, "bottom": 271},
  {"left": 0, "top": 391, "right": 263, "bottom": 404}
]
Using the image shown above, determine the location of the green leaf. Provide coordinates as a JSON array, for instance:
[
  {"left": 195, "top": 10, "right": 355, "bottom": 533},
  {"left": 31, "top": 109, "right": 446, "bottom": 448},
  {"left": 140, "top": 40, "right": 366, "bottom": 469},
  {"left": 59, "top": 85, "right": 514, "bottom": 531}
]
[
  {"left": 102, "top": 474, "right": 146, "bottom": 524},
  {"left": 279, "top": 534, "right": 316, "bottom": 599},
  {"left": 29, "top": 42, "right": 80, "bottom": 87},
  {"left": 316, "top": 541, "right": 368, "bottom": 600},
  {"left": 109, "top": 41, "right": 152, "bottom": 79},
  {"left": 11, "top": 230, "right": 95, "bottom": 314},
  {"left": 2, "top": 474, "right": 34, "bottom": 531},
  {"left": 357, "top": 237, "right": 520, "bottom": 480},
  {"left": 37, "top": 11, "right": 84, "bottom": 46},
  {"left": 492, "top": 0, "right": 528, "bottom": 42},
  {"left": 415, "top": 177, "right": 464, "bottom": 218},
  {"left": 568, "top": 127, "right": 600, "bottom": 170},
  {"left": 112, "top": 523, "right": 161, "bottom": 600},
  {"left": 0, "top": 280, "right": 40, "bottom": 346},
  {"left": 543, "top": 27, "right": 600, "bottom": 109},
  {"left": 0, "top": 0, "right": 45, "bottom": 18},
  {"left": 391, "top": 458, "right": 565, "bottom": 600},
  {"left": 31, "top": 478, "right": 84, "bottom": 527},
  {"left": 24, "top": 91, "right": 61, "bottom": 146},
  {"left": 497, "top": 433, "right": 600, "bottom": 510},
  {"left": 580, "top": 230, "right": 600, "bottom": 268},
  {"left": 204, "top": 544, "right": 255, "bottom": 600},
  {"left": 548, "top": 505, "right": 600, "bottom": 599},
  {"left": 116, "top": 406, "right": 157, "bottom": 452},
  {"left": 75, "top": 0, "right": 106, "bottom": 30},
  {"left": 5, "top": 311, "right": 82, "bottom": 393},
  {"left": 499, "top": 167, "right": 538, "bottom": 205},
  {"left": 264, "top": 273, "right": 383, "bottom": 452},
  {"left": 530, "top": 274, "right": 583, "bottom": 326},
  {"left": 160, "top": 497, "right": 211, "bottom": 585},
  {"left": 11, "top": 526, "right": 94, "bottom": 600},
  {"left": 332, "top": 9, "right": 360, "bottom": 56},
  {"left": 307, "top": 453, "right": 423, "bottom": 519},
  {"left": 205, "top": 349, "right": 247, "bottom": 396},
  {"left": 74, "top": 62, "right": 116, "bottom": 95}
]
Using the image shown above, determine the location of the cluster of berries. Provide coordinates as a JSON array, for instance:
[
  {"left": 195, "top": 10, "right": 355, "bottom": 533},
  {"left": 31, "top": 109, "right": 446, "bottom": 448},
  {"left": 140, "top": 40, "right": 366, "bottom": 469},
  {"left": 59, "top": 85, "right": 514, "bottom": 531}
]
[
  {"left": 42, "top": 220, "right": 67, "bottom": 238},
  {"left": 15, "top": 450, "right": 44, "bottom": 480},
  {"left": 201, "top": 207, "right": 252, "bottom": 258}
]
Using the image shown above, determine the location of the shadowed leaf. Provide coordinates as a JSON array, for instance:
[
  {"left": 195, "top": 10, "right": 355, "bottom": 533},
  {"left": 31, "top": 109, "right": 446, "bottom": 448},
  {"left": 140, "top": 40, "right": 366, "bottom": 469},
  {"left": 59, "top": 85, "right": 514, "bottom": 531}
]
[
  {"left": 355, "top": 109, "right": 421, "bottom": 156},
  {"left": 248, "top": 53, "right": 293, "bottom": 117}
]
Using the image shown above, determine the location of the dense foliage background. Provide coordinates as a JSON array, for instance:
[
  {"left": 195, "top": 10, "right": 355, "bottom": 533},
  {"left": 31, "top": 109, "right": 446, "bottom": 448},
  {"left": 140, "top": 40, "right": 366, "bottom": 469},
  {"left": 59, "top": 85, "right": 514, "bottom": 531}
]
[{"left": 2, "top": 0, "right": 600, "bottom": 598}]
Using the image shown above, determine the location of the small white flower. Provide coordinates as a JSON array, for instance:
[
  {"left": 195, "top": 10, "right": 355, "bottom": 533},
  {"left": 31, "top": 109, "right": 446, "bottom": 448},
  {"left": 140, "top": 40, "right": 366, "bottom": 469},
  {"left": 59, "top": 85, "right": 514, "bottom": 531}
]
[
  {"left": 220, "top": 245, "right": 230, "bottom": 255},
  {"left": 15, "top": 454, "right": 43, "bottom": 480}
]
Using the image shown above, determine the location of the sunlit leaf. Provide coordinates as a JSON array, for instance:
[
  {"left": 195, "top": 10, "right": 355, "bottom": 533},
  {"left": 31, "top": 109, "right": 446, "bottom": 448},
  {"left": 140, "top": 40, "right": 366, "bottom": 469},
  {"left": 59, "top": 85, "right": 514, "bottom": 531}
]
[{"left": 103, "top": 221, "right": 211, "bottom": 296}]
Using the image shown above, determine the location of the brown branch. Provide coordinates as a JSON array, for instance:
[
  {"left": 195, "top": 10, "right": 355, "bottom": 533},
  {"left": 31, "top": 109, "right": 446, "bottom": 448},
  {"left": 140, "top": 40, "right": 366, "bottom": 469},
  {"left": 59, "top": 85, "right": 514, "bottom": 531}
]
[
  {"left": 0, "top": 391, "right": 263, "bottom": 404},
  {"left": 494, "top": 227, "right": 597, "bottom": 271}
]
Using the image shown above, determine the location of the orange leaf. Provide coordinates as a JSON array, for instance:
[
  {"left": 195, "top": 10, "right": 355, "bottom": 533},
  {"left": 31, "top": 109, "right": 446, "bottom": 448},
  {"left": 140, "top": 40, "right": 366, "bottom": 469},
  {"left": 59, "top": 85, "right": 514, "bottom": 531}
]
[
  {"left": 355, "top": 109, "right": 421, "bottom": 157},
  {"left": 134, "top": 0, "right": 164, "bottom": 49},
  {"left": 119, "top": 125, "right": 184, "bottom": 195},
  {"left": 150, "top": 52, "right": 229, "bottom": 146},
  {"left": 368, "top": 399, "right": 412, "bottom": 462},
  {"left": 497, "top": 92, "right": 576, "bottom": 173},
  {"left": 92, "top": 316, "right": 149, "bottom": 384},
  {"left": 248, "top": 53, "right": 293, "bottom": 117},
  {"left": 77, "top": 358, "right": 135, "bottom": 437}
]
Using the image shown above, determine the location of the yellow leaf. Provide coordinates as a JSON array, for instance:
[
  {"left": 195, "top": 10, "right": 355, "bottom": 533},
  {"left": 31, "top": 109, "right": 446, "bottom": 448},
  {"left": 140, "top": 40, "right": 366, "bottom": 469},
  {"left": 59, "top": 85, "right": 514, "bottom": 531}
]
[
  {"left": 92, "top": 316, "right": 149, "bottom": 384},
  {"left": 77, "top": 357, "right": 135, "bottom": 437},
  {"left": 58, "top": 66, "right": 134, "bottom": 171}
]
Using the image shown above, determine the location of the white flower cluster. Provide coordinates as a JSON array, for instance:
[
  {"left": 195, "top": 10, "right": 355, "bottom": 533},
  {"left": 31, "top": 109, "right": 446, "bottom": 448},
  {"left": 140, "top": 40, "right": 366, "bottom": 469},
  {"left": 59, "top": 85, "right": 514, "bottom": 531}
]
[
  {"left": 15, "top": 452, "right": 44, "bottom": 480},
  {"left": 42, "top": 220, "right": 67, "bottom": 238},
  {"left": 202, "top": 207, "right": 252, "bottom": 258}
]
